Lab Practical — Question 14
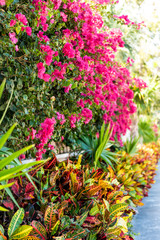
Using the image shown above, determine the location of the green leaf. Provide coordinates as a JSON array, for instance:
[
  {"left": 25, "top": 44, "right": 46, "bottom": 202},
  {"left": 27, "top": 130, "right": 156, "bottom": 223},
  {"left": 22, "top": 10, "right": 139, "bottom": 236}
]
[
  {"left": 109, "top": 203, "right": 128, "bottom": 219},
  {"left": 1, "top": 182, "right": 20, "bottom": 208},
  {"left": 0, "top": 124, "right": 17, "bottom": 151},
  {"left": 6, "top": 0, "right": 14, "bottom": 7},
  {"left": 8, "top": 208, "right": 24, "bottom": 237},
  {"left": 89, "top": 204, "right": 99, "bottom": 216},
  {"left": 0, "top": 225, "right": 4, "bottom": 235},
  {"left": 0, "top": 85, "right": 14, "bottom": 125},
  {"left": 0, "top": 206, "right": 8, "bottom": 212},
  {"left": 0, "top": 236, "right": 5, "bottom": 240},
  {"left": 0, "top": 160, "right": 43, "bottom": 182},
  {"left": 15, "top": 26, "right": 21, "bottom": 35},
  {"left": 78, "top": 211, "right": 89, "bottom": 226},
  {"left": 0, "top": 182, "right": 14, "bottom": 190},
  {"left": 0, "top": 79, "right": 6, "bottom": 100},
  {"left": 10, "top": 225, "right": 33, "bottom": 239},
  {"left": 0, "top": 144, "right": 34, "bottom": 171},
  {"left": 31, "top": 221, "right": 47, "bottom": 240},
  {"left": 51, "top": 220, "right": 60, "bottom": 236}
]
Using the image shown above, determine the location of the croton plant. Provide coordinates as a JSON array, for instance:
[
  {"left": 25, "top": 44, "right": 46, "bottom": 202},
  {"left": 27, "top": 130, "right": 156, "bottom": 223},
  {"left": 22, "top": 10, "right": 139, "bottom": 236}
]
[{"left": 0, "top": 141, "right": 159, "bottom": 239}]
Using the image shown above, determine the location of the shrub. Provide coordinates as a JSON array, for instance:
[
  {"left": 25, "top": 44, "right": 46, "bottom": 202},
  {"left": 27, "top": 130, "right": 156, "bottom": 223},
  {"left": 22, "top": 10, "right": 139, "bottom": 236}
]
[
  {"left": 0, "top": 0, "right": 145, "bottom": 152},
  {"left": 1, "top": 141, "right": 160, "bottom": 239}
]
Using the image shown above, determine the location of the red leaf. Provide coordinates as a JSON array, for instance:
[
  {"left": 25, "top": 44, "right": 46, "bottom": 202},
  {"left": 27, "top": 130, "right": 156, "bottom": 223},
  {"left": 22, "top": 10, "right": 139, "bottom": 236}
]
[
  {"left": 3, "top": 200, "right": 14, "bottom": 210},
  {"left": 11, "top": 180, "right": 19, "bottom": 196},
  {"left": 25, "top": 183, "right": 34, "bottom": 193}
]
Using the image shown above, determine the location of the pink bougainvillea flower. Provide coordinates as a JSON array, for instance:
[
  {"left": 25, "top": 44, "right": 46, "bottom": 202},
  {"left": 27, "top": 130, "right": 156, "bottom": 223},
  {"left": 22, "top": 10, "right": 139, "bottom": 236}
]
[
  {"left": 25, "top": 26, "right": 32, "bottom": 36},
  {"left": 37, "top": 62, "right": 46, "bottom": 79},
  {"left": 60, "top": 12, "right": 67, "bottom": 22},
  {"left": 0, "top": 0, "right": 5, "bottom": 6},
  {"left": 48, "top": 143, "right": 54, "bottom": 150},
  {"left": 50, "top": 18, "right": 54, "bottom": 24},
  {"left": 9, "top": 32, "right": 18, "bottom": 44},
  {"left": 43, "top": 23, "right": 48, "bottom": 32},
  {"left": 15, "top": 13, "right": 28, "bottom": 25},
  {"left": 96, "top": 132, "right": 99, "bottom": 138},
  {"left": 10, "top": 20, "right": 16, "bottom": 27},
  {"left": 69, "top": 115, "right": 77, "bottom": 128},
  {"left": 62, "top": 43, "right": 75, "bottom": 58},
  {"left": 43, "top": 73, "right": 50, "bottom": 82},
  {"left": 15, "top": 45, "right": 19, "bottom": 52},
  {"left": 61, "top": 136, "right": 64, "bottom": 141},
  {"left": 51, "top": 0, "right": 62, "bottom": 10},
  {"left": 19, "top": 154, "right": 25, "bottom": 160},
  {"left": 64, "top": 84, "right": 72, "bottom": 93}
]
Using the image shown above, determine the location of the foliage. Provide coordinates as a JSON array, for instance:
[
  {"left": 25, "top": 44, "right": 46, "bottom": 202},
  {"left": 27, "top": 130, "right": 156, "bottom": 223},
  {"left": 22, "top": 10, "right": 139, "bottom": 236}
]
[
  {"left": 138, "top": 119, "right": 156, "bottom": 143},
  {"left": 0, "top": 141, "right": 159, "bottom": 239},
  {"left": 27, "top": 161, "right": 132, "bottom": 239},
  {"left": 0, "top": 0, "right": 145, "bottom": 154},
  {"left": 122, "top": 137, "right": 139, "bottom": 156},
  {"left": 0, "top": 208, "right": 33, "bottom": 239},
  {"left": 77, "top": 122, "right": 117, "bottom": 169},
  {"left": 0, "top": 79, "right": 45, "bottom": 211},
  {"left": 116, "top": 141, "right": 160, "bottom": 206}
]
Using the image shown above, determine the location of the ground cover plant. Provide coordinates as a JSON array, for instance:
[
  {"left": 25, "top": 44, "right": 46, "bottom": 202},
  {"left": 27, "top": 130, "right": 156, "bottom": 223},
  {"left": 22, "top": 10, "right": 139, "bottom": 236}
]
[{"left": 0, "top": 140, "right": 159, "bottom": 239}]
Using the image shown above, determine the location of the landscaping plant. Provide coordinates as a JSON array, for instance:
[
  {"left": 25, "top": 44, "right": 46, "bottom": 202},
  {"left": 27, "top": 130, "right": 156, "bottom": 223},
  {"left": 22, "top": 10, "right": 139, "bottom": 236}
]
[
  {"left": 0, "top": 141, "right": 159, "bottom": 239},
  {"left": 0, "top": 79, "right": 45, "bottom": 211},
  {"left": 0, "top": 0, "right": 146, "bottom": 154},
  {"left": 77, "top": 122, "right": 117, "bottom": 169}
]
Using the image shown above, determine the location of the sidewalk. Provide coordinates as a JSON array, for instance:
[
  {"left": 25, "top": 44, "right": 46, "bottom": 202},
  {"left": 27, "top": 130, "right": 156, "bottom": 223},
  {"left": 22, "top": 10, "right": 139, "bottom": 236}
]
[{"left": 132, "top": 163, "right": 160, "bottom": 240}]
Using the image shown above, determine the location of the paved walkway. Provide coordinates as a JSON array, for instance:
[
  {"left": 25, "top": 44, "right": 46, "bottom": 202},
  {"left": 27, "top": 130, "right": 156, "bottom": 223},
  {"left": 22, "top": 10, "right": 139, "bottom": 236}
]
[{"left": 132, "top": 163, "right": 160, "bottom": 240}]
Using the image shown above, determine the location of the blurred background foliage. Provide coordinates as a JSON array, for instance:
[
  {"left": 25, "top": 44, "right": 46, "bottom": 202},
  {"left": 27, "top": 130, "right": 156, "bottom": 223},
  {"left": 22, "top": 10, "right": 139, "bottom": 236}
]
[{"left": 97, "top": 0, "right": 160, "bottom": 142}]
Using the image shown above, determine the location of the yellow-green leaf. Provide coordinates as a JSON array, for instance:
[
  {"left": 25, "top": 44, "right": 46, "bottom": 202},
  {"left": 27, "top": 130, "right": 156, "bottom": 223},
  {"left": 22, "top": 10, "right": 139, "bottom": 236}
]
[
  {"left": 103, "top": 199, "right": 109, "bottom": 211},
  {"left": 22, "top": 236, "right": 41, "bottom": 240},
  {"left": 44, "top": 205, "right": 57, "bottom": 232},
  {"left": 0, "top": 206, "right": 8, "bottom": 212},
  {"left": 89, "top": 204, "right": 99, "bottom": 216},
  {"left": 109, "top": 203, "right": 128, "bottom": 219},
  {"left": 51, "top": 220, "right": 60, "bottom": 236},
  {"left": 8, "top": 208, "right": 24, "bottom": 237},
  {"left": 10, "top": 225, "right": 33, "bottom": 239},
  {"left": 15, "top": 26, "right": 21, "bottom": 35},
  {"left": 107, "top": 227, "right": 121, "bottom": 238}
]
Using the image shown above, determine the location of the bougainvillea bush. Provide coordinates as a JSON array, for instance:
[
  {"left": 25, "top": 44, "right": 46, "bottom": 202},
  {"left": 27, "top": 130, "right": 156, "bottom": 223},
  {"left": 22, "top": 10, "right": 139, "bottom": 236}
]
[{"left": 0, "top": 0, "right": 146, "bottom": 156}]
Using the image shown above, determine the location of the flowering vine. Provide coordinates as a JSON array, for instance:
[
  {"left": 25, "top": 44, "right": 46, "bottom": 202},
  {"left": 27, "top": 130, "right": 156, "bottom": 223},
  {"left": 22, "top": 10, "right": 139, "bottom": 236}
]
[{"left": 1, "top": 0, "right": 147, "bottom": 157}]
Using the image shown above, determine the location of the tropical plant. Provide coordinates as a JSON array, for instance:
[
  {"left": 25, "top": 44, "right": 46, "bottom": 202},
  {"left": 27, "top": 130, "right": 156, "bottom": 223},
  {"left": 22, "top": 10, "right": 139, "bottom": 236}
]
[
  {"left": 123, "top": 137, "right": 139, "bottom": 156},
  {"left": 77, "top": 122, "right": 117, "bottom": 169},
  {"left": 138, "top": 119, "right": 156, "bottom": 143},
  {"left": 116, "top": 142, "right": 160, "bottom": 206},
  {"left": 0, "top": 208, "right": 33, "bottom": 239},
  {"left": 0, "top": 79, "right": 44, "bottom": 211},
  {"left": 24, "top": 159, "right": 131, "bottom": 239}
]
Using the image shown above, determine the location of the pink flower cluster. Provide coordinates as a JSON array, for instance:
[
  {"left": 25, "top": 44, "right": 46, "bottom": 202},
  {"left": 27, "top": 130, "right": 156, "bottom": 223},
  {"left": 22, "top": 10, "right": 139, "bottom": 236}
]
[
  {"left": 63, "top": 43, "right": 75, "bottom": 58},
  {"left": 9, "top": 0, "right": 147, "bottom": 144},
  {"left": 9, "top": 32, "right": 18, "bottom": 44},
  {"left": 127, "top": 57, "right": 134, "bottom": 66},
  {"left": 28, "top": 118, "right": 56, "bottom": 160},
  {"left": 9, "top": 13, "right": 32, "bottom": 48},
  {"left": 15, "top": 13, "right": 28, "bottom": 25},
  {"left": 114, "top": 15, "right": 145, "bottom": 30},
  {"left": 0, "top": 0, "right": 5, "bottom": 6},
  {"left": 134, "top": 78, "right": 147, "bottom": 89},
  {"left": 56, "top": 112, "right": 66, "bottom": 125}
]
